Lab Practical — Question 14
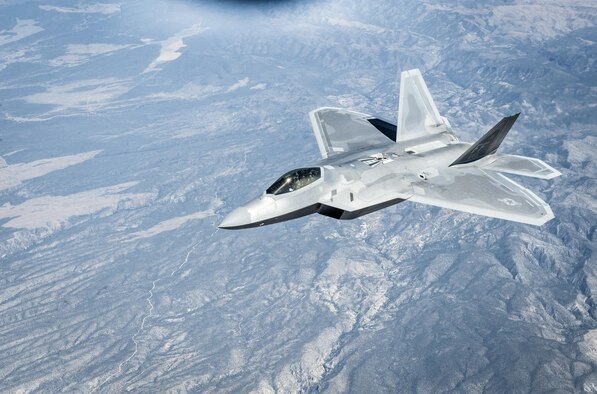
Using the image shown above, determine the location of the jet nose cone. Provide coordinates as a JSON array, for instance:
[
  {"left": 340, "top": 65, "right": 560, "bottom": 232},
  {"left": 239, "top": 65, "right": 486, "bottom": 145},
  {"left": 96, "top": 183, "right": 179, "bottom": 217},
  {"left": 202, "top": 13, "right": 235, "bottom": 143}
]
[{"left": 218, "top": 207, "right": 252, "bottom": 229}]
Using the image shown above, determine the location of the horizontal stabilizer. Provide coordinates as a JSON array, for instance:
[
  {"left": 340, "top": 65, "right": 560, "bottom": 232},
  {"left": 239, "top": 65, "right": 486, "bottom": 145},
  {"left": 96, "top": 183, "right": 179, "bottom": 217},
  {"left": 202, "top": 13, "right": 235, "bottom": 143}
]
[
  {"left": 481, "top": 154, "right": 561, "bottom": 179},
  {"left": 450, "top": 113, "right": 520, "bottom": 167}
]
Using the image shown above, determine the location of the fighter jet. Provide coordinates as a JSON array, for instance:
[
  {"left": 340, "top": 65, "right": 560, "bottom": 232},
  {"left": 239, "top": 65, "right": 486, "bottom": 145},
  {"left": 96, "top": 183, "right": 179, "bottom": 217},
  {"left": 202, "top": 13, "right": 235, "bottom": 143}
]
[{"left": 219, "top": 69, "right": 560, "bottom": 229}]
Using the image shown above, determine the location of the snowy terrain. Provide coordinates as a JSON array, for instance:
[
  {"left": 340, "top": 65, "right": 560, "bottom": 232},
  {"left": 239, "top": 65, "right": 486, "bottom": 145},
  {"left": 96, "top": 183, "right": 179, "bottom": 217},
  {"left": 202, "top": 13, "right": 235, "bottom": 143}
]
[{"left": 0, "top": 0, "right": 595, "bottom": 392}]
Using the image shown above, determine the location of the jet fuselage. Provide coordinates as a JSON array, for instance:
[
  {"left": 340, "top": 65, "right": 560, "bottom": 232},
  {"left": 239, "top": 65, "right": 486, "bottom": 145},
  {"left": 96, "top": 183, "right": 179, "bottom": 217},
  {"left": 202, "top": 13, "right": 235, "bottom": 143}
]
[{"left": 219, "top": 131, "right": 468, "bottom": 229}]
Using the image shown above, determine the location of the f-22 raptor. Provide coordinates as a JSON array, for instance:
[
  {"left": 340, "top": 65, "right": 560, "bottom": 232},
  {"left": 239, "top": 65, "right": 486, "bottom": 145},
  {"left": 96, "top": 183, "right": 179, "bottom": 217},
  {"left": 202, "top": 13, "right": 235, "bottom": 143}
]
[{"left": 219, "top": 69, "right": 560, "bottom": 229}]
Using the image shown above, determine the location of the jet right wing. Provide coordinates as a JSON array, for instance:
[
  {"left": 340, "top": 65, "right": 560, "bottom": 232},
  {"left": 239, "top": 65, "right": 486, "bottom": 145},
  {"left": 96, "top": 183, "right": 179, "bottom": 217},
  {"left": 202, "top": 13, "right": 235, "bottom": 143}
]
[{"left": 408, "top": 166, "right": 555, "bottom": 226}]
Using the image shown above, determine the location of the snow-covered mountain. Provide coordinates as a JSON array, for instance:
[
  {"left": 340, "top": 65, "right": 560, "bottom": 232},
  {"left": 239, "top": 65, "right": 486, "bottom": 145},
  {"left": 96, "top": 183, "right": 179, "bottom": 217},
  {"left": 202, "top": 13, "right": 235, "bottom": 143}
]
[{"left": 0, "top": 0, "right": 595, "bottom": 392}]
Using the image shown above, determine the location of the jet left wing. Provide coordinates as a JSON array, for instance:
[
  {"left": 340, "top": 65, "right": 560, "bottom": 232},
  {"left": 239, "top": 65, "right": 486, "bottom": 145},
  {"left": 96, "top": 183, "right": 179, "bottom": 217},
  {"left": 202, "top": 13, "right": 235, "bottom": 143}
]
[
  {"left": 309, "top": 107, "right": 396, "bottom": 159},
  {"left": 409, "top": 166, "right": 554, "bottom": 226}
]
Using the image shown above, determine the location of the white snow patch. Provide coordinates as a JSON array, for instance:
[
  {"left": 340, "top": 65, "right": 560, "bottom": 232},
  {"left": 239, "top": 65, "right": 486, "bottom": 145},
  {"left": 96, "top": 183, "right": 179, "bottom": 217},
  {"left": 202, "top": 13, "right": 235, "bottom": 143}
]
[
  {"left": 251, "top": 380, "right": 276, "bottom": 394},
  {"left": 127, "top": 200, "right": 222, "bottom": 241},
  {"left": 23, "top": 78, "right": 129, "bottom": 111},
  {"left": 564, "top": 135, "right": 596, "bottom": 163},
  {"left": 325, "top": 94, "right": 368, "bottom": 109},
  {"left": 3, "top": 149, "right": 26, "bottom": 157},
  {"left": 0, "top": 47, "right": 39, "bottom": 72},
  {"left": 143, "top": 24, "right": 206, "bottom": 73},
  {"left": 250, "top": 83, "right": 267, "bottom": 90},
  {"left": 226, "top": 348, "right": 246, "bottom": 374},
  {"left": 275, "top": 326, "right": 345, "bottom": 392},
  {"left": 50, "top": 43, "right": 132, "bottom": 67},
  {"left": 0, "top": 150, "right": 101, "bottom": 192},
  {"left": 275, "top": 254, "right": 389, "bottom": 391},
  {"left": 39, "top": 4, "right": 121, "bottom": 15},
  {"left": 0, "top": 19, "right": 44, "bottom": 47},
  {"left": 0, "top": 182, "right": 154, "bottom": 230},
  {"left": 226, "top": 77, "right": 250, "bottom": 93},
  {"left": 148, "top": 83, "right": 221, "bottom": 101},
  {"left": 579, "top": 329, "right": 597, "bottom": 363}
]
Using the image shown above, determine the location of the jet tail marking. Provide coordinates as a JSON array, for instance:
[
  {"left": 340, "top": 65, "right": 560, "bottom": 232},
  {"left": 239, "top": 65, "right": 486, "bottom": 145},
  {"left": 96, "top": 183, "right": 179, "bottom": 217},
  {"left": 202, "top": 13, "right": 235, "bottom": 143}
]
[{"left": 450, "top": 113, "right": 520, "bottom": 167}]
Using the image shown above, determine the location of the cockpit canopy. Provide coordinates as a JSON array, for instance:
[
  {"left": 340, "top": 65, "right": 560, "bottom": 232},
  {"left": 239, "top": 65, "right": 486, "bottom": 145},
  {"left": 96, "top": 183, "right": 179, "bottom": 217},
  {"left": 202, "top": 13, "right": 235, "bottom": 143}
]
[{"left": 266, "top": 167, "right": 321, "bottom": 195}]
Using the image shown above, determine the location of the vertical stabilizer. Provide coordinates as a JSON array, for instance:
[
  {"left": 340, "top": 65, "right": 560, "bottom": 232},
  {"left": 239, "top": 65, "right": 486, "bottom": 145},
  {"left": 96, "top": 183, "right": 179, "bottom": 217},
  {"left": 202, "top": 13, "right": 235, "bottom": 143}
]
[{"left": 397, "top": 69, "right": 445, "bottom": 141}]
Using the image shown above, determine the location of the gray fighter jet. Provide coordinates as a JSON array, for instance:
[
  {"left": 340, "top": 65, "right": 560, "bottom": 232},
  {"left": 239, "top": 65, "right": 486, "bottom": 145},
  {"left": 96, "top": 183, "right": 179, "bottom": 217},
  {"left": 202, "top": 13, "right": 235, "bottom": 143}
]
[{"left": 219, "top": 69, "right": 560, "bottom": 229}]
